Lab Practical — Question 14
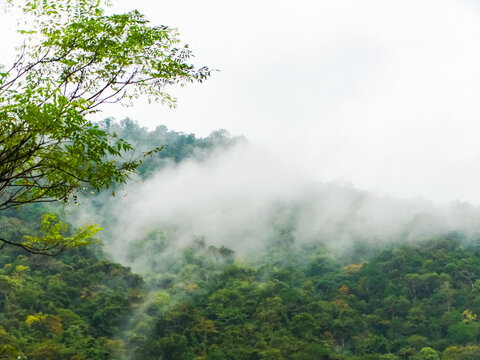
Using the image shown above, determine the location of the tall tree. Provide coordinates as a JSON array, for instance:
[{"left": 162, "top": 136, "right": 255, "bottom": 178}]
[{"left": 0, "top": 0, "right": 210, "bottom": 254}]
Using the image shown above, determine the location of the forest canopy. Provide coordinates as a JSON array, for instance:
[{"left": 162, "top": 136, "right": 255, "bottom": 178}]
[{"left": 0, "top": 123, "right": 479, "bottom": 359}]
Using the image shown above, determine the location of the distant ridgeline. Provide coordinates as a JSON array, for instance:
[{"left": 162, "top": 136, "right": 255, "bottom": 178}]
[
  {"left": 100, "top": 118, "right": 243, "bottom": 178},
  {"left": 1, "top": 120, "right": 480, "bottom": 359}
]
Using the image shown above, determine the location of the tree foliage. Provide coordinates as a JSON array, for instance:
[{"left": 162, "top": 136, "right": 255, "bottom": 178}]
[
  {"left": 1, "top": 127, "right": 480, "bottom": 358},
  {"left": 0, "top": 0, "right": 210, "bottom": 252}
]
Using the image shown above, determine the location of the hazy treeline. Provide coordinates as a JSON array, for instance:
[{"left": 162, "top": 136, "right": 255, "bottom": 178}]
[
  {"left": 99, "top": 118, "right": 241, "bottom": 178},
  {"left": 80, "top": 120, "right": 480, "bottom": 272},
  {"left": 2, "top": 120, "right": 480, "bottom": 359},
  {"left": 121, "top": 232, "right": 480, "bottom": 360}
]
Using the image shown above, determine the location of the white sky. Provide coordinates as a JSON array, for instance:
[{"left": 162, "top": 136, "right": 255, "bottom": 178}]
[{"left": 3, "top": 0, "right": 480, "bottom": 203}]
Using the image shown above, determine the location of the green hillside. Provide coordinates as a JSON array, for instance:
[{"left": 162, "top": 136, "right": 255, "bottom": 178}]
[{"left": 0, "top": 122, "right": 479, "bottom": 360}]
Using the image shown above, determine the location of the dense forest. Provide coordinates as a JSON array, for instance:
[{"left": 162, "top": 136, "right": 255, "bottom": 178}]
[
  {"left": 2, "top": 0, "right": 479, "bottom": 359},
  {"left": 0, "top": 120, "right": 480, "bottom": 359}
]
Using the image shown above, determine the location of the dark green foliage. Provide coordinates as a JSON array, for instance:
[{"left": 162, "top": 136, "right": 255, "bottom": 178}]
[
  {"left": 0, "top": 241, "right": 143, "bottom": 359},
  {"left": 2, "top": 123, "right": 480, "bottom": 358},
  {"left": 117, "top": 233, "right": 480, "bottom": 360}
]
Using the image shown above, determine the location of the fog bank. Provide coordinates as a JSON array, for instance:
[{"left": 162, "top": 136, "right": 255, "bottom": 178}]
[{"left": 74, "top": 141, "right": 480, "bottom": 271}]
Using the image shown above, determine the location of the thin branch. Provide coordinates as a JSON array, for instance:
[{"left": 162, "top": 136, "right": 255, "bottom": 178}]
[{"left": 0, "top": 236, "right": 66, "bottom": 256}]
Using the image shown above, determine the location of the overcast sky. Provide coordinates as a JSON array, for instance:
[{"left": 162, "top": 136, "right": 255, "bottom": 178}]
[{"left": 3, "top": 0, "right": 480, "bottom": 204}]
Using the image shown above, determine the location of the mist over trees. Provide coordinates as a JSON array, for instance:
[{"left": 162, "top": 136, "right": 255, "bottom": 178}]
[
  {"left": 2, "top": 0, "right": 480, "bottom": 359},
  {"left": 0, "top": 119, "right": 480, "bottom": 360},
  {"left": 1, "top": 123, "right": 480, "bottom": 359}
]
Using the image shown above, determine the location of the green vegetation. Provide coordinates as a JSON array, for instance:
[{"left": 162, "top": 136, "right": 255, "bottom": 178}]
[
  {"left": 0, "top": 0, "right": 210, "bottom": 253},
  {"left": 117, "top": 230, "right": 480, "bottom": 360},
  {"left": 0, "top": 4, "right": 477, "bottom": 357},
  {"left": 0, "top": 123, "right": 480, "bottom": 359},
  {"left": 100, "top": 118, "right": 240, "bottom": 178},
  {"left": 0, "top": 123, "right": 239, "bottom": 359},
  {"left": 3, "top": 1, "right": 477, "bottom": 358},
  {"left": 4, "top": 212, "right": 480, "bottom": 358},
  {"left": 0, "top": 244, "right": 144, "bottom": 359}
]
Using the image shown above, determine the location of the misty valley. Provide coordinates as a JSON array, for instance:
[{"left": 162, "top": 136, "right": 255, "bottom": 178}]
[
  {"left": 4, "top": 0, "right": 480, "bottom": 358},
  {"left": 1, "top": 120, "right": 480, "bottom": 359}
]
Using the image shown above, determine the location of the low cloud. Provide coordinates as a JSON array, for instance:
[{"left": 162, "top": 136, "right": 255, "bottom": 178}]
[{"left": 72, "top": 141, "right": 480, "bottom": 271}]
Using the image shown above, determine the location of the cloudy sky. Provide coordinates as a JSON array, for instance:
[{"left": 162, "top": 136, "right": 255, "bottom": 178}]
[{"left": 3, "top": 0, "right": 480, "bottom": 203}]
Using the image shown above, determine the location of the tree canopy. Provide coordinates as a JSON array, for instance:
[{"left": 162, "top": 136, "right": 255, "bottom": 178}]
[
  {"left": 0, "top": 124, "right": 480, "bottom": 358},
  {"left": 0, "top": 0, "right": 210, "bottom": 253}
]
